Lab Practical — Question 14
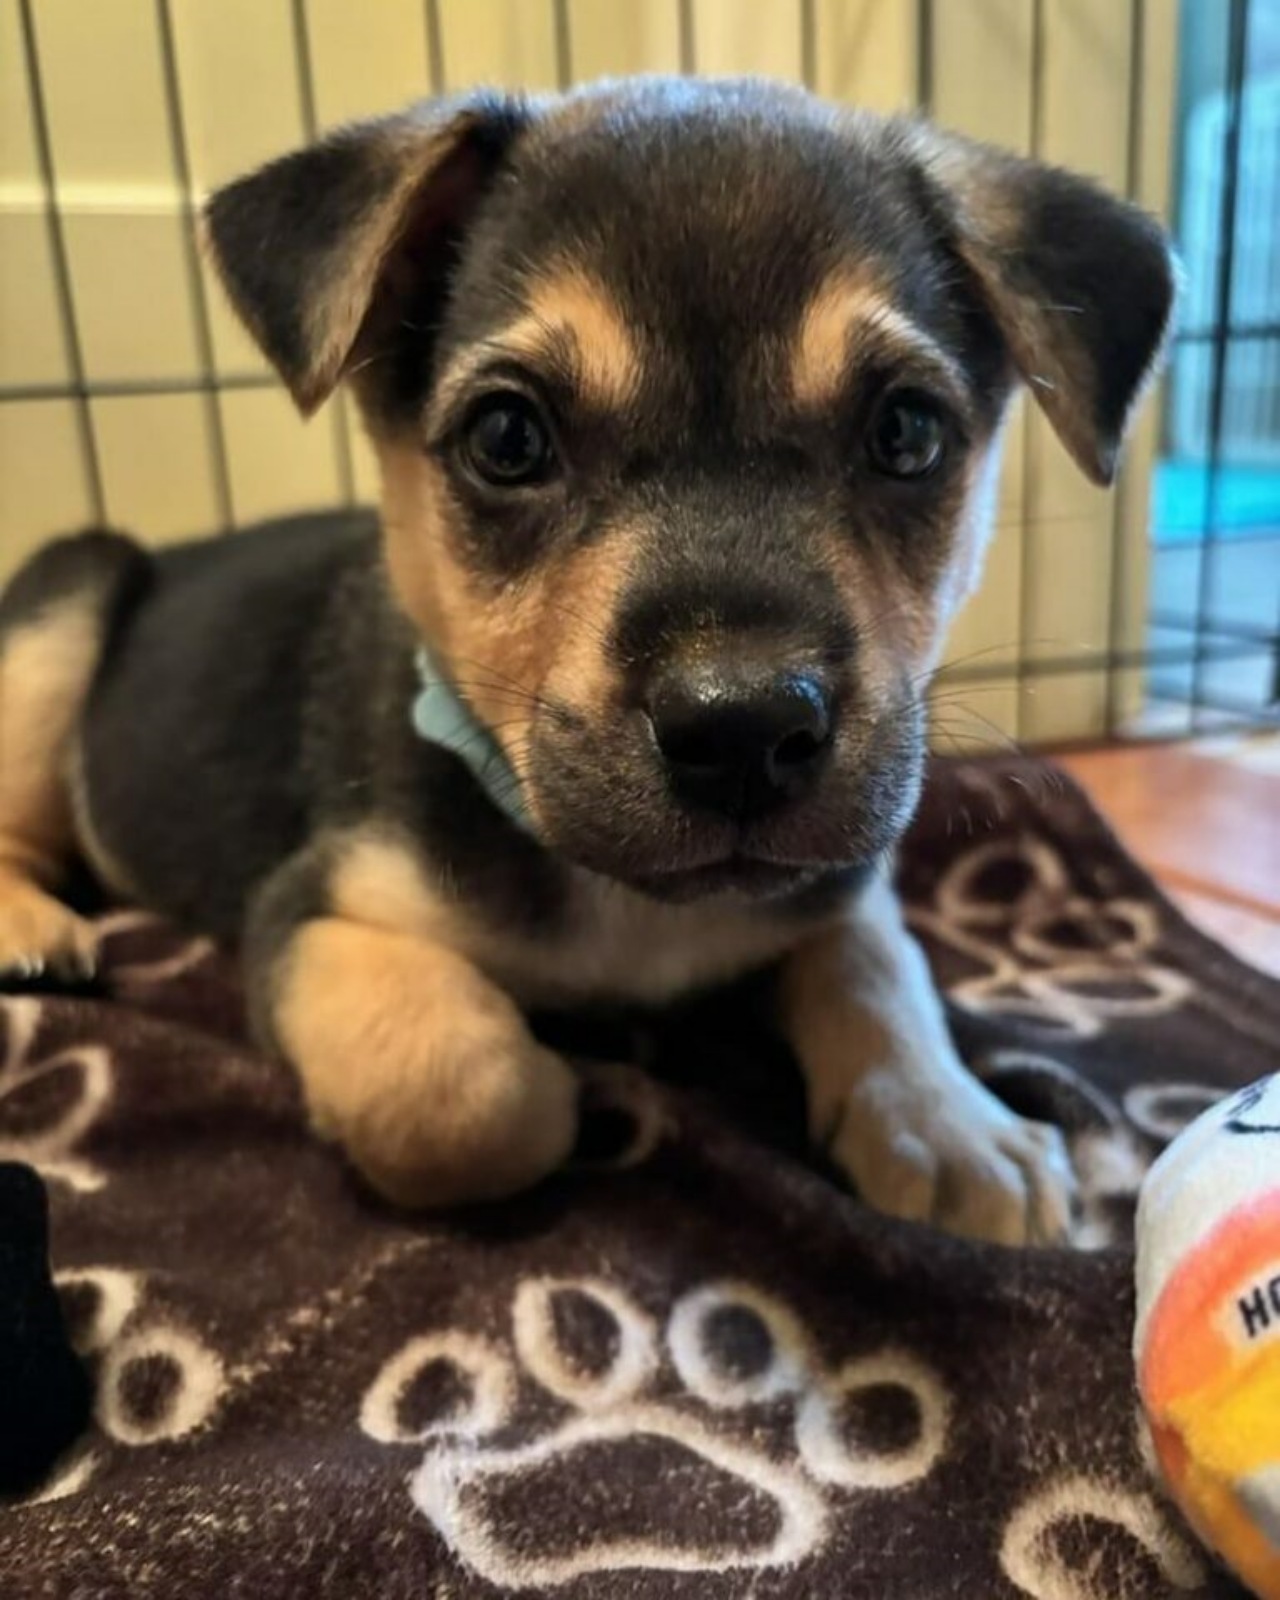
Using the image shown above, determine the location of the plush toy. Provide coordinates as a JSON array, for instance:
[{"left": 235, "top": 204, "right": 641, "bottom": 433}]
[{"left": 1136, "top": 1075, "right": 1280, "bottom": 1599}]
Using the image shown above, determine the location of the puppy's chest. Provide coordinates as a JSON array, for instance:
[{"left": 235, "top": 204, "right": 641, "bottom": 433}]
[{"left": 475, "top": 876, "right": 805, "bottom": 1007}]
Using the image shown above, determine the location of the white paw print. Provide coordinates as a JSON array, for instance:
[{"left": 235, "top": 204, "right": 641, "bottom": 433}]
[
  {"left": 24, "top": 1266, "right": 229, "bottom": 1502},
  {"left": 1000, "top": 1475, "right": 1204, "bottom": 1597},
  {"left": 0, "top": 996, "right": 112, "bottom": 1193},
  {"left": 93, "top": 910, "right": 217, "bottom": 987},
  {"left": 361, "top": 1276, "right": 952, "bottom": 1587},
  {"left": 911, "top": 836, "right": 1192, "bottom": 1039}
]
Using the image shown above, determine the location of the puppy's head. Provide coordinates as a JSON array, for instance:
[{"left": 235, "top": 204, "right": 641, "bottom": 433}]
[{"left": 206, "top": 78, "right": 1174, "bottom": 901}]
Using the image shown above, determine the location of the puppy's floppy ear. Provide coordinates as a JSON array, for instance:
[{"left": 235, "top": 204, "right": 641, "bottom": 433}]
[
  {"left": 914, "top": 128, "right": 1177, "bottom": 485},
  {"left": 203, "top": 93, "right": 530, "bottom": 415}
]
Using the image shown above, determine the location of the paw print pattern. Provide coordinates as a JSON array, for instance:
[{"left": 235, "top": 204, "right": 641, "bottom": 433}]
[
  {"left": 29, "top": 1266, "right": 229, "bottom": 1501},
  {"left": 362, "top": 1276, "right": 953, "bottom": 1587},
  {"left": 361, "top": 1329, "right": 515, "bottom": 1446},
  {"left": 573, "top": 1062, "right": 673, "bottom": 1173},
  {"left": 93, "top": 910, "right": 217, "bottom": 988},
  {"left": 0, "top": 921, "right": 218, "bottom": 1196},
  {"left": 910, "top": 837, "right": 1192, "bottom": 1039},
  {"left": 1123, "top": 1082, "right": 1224, "bottom": 1144},
  {"left": 0, "top": 996, "right": 112, "bottom": 1193},
  {"left": 999, "top": 1475, "right": 1205, "bottom": 1597}
]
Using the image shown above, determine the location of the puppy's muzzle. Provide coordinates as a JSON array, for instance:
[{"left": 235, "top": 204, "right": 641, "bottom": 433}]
[{"left": 645, "top": 659, "right": 834, "bottom": 821}]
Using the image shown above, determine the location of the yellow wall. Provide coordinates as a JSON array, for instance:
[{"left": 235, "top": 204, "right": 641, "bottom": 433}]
[{"left": 0, "top": 0, "right": 1176, "bottom": 742}]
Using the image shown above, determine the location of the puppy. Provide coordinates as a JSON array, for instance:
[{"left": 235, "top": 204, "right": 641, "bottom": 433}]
[{"left": 0, "top": 78, "right": 1174, "bottom": 1242}]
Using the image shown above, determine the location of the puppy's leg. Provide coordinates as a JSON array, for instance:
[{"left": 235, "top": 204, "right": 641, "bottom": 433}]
[
  {"left": 247, "top": 850, "right": 579, "bottom": 1207},
  {"left": 0, "top": 533, "right": 148, "bottom": 981},
  {"left": 781, "top": 872, "right": 1076, "bottom": 1244}
]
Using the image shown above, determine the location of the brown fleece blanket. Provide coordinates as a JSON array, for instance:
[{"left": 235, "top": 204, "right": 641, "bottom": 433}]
[{"left": 1, "top": 758, "right": 1268, "bottom": 1599}]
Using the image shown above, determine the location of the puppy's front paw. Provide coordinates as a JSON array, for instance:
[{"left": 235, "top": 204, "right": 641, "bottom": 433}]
[
  {"left": 829, "top": 1068, "right": 1076, "bottom": 1246},
  {"left": 273, "top": 918, "right": 583, "bottom": 1211},
  {"left": 319, "top": 1037, "right": 580, "bottom": 1212},
  {"left": 0, "top": 876, "right": 97, "bottom": 990}
]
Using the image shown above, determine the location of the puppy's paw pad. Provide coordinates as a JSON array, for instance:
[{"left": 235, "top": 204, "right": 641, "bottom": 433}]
[
  {"left": 831, "top": 1073, "right": 1076, "bottom": 1246},
  {"left": 994, "top": 1118, "right": 1077, "bottom": 1243}
]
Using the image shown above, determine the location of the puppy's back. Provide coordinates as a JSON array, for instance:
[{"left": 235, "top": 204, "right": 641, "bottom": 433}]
[{"left": 79, "top": 510, "right": 380, "bottom": 939}]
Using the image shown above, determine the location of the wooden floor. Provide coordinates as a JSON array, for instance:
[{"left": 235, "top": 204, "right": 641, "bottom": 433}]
[{"left": 1059, "top": 741, "right": 1280, "bottom": 978}]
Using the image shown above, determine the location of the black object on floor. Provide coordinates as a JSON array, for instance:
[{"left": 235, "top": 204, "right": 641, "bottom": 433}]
[{"left": 0, "top": 1162, "right": 91, "bottom": 1495}]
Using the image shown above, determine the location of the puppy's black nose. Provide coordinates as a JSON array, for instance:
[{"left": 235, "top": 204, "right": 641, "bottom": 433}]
[{"left": 647, "top": 666, "right": 833, "bottom": 818}]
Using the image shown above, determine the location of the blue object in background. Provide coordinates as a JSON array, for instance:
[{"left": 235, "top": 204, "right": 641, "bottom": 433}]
[{"left": 1154, "top": 459, "right": 1280, "bottom": 543}]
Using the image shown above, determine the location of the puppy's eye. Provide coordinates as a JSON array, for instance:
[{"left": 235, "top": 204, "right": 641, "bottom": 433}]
[
  {"left": 867, "top": 390, "right": 947, "bottom": 479},
  {"left": 461, "top": 392, "right": 555, "bottom": 487}
]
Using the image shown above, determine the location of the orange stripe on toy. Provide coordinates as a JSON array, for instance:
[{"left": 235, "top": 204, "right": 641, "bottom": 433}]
[
  {"left": 1141, "top": 1191, "right": 1280, "bottom": 1408},
  {"left": 1141, "top": 1189, "right": 1280, "bottom": 1598}
]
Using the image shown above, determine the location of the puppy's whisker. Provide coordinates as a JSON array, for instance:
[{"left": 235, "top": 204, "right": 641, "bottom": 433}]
[
  {"left": 344, "top": 345, "right": 395, "bottom": 379},
  {"left": 929, "top": 706, "right": 1023, "bottom": 756},
  {"left": 455, "top": 667, "right": 563, "bottom": 718},
  {"left": 927, "top": 691, "right": 1019, "bottom": 731},
  {"left": 925, "top": 630, "right": 1090, "bottom": 692},
  {"left": 539, "top": 599, "right": 616, "bottom": 651},
  {"left": 440, "top": 654, "right": 575, "bottom": 724},
  {"left": 930, "top": 722, "right": 1011, "bottom": 755},
  {"left": 449, "top": 717, "right": 530, "bottom": 756},
  {"left": 433, "top": 658, "right": 543, "bottom": 702},
  {"left": 912, "top": 639, "right": 1022, "bottom": 689},
  {"left": 444, "top": 683, "right": 544, "bottom": 717},
  {"left": 858, "top": 600, "right": 919, "bottom": 643}
]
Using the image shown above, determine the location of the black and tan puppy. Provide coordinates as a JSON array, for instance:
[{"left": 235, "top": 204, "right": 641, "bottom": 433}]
[{"left": 0, "top": 79, "right": 1174, "bottom": 1241}]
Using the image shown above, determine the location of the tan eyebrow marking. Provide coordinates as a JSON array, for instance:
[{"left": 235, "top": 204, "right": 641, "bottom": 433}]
[
  {"left": 432, "top": 267, "right": 643, "bottom": 423},
  {"left": 790, "top": 270, "right": 968, "bottom": 410}
]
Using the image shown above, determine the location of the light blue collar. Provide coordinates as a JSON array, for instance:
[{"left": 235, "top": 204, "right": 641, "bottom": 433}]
[{"left": 411, "top": 646, "right": 533, "bottom": 832}]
